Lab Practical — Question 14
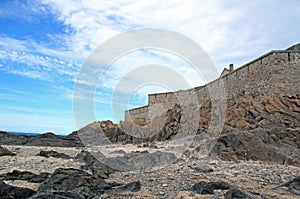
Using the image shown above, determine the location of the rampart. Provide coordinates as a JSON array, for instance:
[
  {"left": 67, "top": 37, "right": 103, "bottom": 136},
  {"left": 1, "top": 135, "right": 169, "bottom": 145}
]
[{"left": 124, "top": 45, "right": 300, "bottom": 122}]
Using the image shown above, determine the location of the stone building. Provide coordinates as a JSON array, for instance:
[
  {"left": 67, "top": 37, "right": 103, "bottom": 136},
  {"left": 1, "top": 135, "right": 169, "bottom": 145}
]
[{"left": 220, "top": 64, "right": 234, "bottom": 77}]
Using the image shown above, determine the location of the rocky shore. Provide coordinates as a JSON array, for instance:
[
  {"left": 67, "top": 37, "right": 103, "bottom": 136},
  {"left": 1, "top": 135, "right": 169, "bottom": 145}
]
[
  {"left": 0, "top": 94, "right": 299, "bottom": 198},
  {"left": 0, "top": 143, "right": 299, "bottom": 198}
]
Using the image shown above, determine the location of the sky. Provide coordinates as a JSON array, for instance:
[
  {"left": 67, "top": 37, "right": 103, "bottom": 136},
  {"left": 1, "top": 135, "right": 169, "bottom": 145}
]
[{"left": 0, "top": 0, "right": 299, "bottom": 134}]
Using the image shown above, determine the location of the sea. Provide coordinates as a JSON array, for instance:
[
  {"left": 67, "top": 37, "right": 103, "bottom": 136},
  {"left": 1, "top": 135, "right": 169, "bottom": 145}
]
[{"left": 6, "top": 131, "right": 41, "bottom": 136}]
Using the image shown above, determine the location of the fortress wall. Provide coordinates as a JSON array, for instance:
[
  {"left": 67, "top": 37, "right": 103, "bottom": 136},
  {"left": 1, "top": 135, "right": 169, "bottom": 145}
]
[
  {"left": 124, "top": 51, "right": 300, "bottom": 122},
  {"left": 270, "top": 52, "right": 300, "bottom": 95},
  {"left": 124, "top": 105, "right": 149, "bottom": 121}
]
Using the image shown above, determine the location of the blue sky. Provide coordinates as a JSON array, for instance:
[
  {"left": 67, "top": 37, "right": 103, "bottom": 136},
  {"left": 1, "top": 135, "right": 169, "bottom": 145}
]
[{"left": 0, "top": 0, "right": 299, "bottom": 134}]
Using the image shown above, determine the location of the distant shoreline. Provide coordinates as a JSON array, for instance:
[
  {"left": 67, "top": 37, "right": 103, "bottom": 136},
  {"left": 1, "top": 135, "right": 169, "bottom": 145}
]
[
  {"left": 6, "top": 131, "right": 40, "bottom": 137},
  {"left": 4, "top": 131, "right": 68, "bottom": 137}
]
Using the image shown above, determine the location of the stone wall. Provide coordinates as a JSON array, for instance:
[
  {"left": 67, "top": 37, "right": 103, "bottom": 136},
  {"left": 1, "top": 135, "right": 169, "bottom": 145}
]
[
  {"left": 124, "top": 105, "right": 148, "bottom": 122},
  {"left": 124, "top": 47, "right": 300, "bottom": 122}
]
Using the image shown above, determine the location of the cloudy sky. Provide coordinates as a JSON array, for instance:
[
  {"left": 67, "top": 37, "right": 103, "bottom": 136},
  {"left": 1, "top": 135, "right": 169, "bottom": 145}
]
[{"left": 0, "top": 0, "right": 299, "bottom": 134}]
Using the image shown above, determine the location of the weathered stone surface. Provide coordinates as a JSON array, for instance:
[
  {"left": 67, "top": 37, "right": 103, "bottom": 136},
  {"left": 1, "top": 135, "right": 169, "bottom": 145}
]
[
  {"left": 156, "top": 104, "right": 181, "bottom": 141},
  {"left": 105, "top": 151, "right": 177, "bottom": 172},
  {"left": 277, "top": 176, "right": 300, "bottom": 195},
  {"left": 191, "top": 165, "right": 214, "bottom": 173},
  {"left": 37, "top": 150, "right": 72, "bottom": 159},
  {"left": 0, "top": 170, "right": 50, "bottom": 183},
  {"left": 193, "top": 181, "right": 233, "bottom": 195},
  {"left": 125, "top": 48, "right": 300, "bottom": 128},
  {"left": 109, "top": 180, "right": 141, "bottom": 193},
  {"left": 0, "top": 131, "right": 83, "bottom": 147},
  {"left": 27, "top": 132, "right": 83, "bottom": 147},
  {"left": 224, "top": 188, "right": 252, "bottom": 199},
  {"left": 0, "top": 145, "right": 16, "bottom": 156},
  {"left": 36, "top": 168, "right": 107, "bottom": 197},
  {"left": 193, "top": 95, "right": 300, "bottom": 165},
  {"left": 0, "top": 181, "right": 36, "bottom": 199},
  {"left": 33, "top": 168, "right": 141, "bottom": 198},
  {"left": 193, "top": 181, "right": 214, "bottom": 194},
  {"left": 75, "top": 150, "right": 115, "bottom": 179},
  {"left": 211, "top": 128, "right": 300, "bottom": 166}
]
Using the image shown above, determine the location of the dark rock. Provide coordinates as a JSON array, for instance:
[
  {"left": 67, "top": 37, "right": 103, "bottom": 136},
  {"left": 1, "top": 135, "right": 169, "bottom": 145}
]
[
  {"left": 109, "top": 149, "right": 126, "bottom": 154},
  {"left": 277, "top": 176, "right": 300, "bottom": 195},
  {"left": 209, "top": 181, "right": 232, "bottom": 190},
  {"left": 27, "top": 133, "right": 83, "bottom": 147},
  {"left": 131, "top": 150, "right": 149, "bottom": 154},
  {"left": 106, "top": 151, "right": 177, "bottom": 172},
  {"left": 0, "top": 181, "right": 36, "bottom": 199},
  {"left": 0, "top": 145, "right": 16, "bottom": 156},
  {"left": 29, "top": 191, "right": 85, "bottom": 199},
  {"left": 149, "top": 143, "right": 159, "bottom": 149},
  {"left": 193, "top": 181, "right": 234, "bottom": 195},
  {"left": 156, "top": 104, "right": 181, "bottom": 141},
  {"left": 224, "top": 188, "right": 252, "bottom": 199},
  {"left": 110, "top": 181, "right": 141, "bottom": 193},
  {"left": 193, "top": 181, "right": 214, "bottom": 194},
  {"left": 0, "top": 131, "right": 83, "bottom": 147},
  {"left": 0, "top": 170, "right": 50, "bottom": 183},
  {"left": 33, "top": 168, "right": 141, "bottom": 198},
  {"left": 37, "top": 150, "right": 72, "bottom": 159},
  {"left": 211, "top": 128, "right": 300, "bottom": 166},
  {"left": 0, "top": 131, "right": 28, "bottom": 145},
  {"left": 37, "top": 168, "right": 107, "bottom": 197},
  {"left": 191, "top": 165, "right": 214, "bottom": 173},
  {"left": 75, "top": 150, "right": 115, "bottom": 179}
]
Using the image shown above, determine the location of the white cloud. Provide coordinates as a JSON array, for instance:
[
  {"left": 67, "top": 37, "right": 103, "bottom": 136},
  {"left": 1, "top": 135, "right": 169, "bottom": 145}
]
[
  {"left": 0, "top": 42, "right": 80, "bottom": 81},
  {"left": 2, "top": 0, "right": 300, "bottom": 100}
]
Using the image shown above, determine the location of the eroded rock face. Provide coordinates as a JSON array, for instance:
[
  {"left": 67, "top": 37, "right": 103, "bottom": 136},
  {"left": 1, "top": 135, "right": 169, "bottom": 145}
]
[
  {"left": 156, "top": 104, "right": 182, "bottom": 141},
  {"left": 36, "top": 168, "right": 107, "bottom": 197},
  {"left": 277, "top": 176, "right": 300, "bottom": 195},
  {"left": 211, "top": 128, "right": 300, "bottom": 166},
  {"left": 75, "top": 150, "right": 115, "bottom": 179},
  {"left": 32, "top": 168, "right": 141, "bottom": 198},
  {"left": 194, "top": 94, "right": 300, "bottom": 165},
  {"left": 198, "top": 95, "right": 300, "bottom": 132},
  {"left": 0, "top": 131, "right": 83, "bottom": 147},
  {"left": 0, "top": 170, "right": 50, "bottom": 183},
  {"left": 0, "top": 181, "right": 36, "bottom": 199}
]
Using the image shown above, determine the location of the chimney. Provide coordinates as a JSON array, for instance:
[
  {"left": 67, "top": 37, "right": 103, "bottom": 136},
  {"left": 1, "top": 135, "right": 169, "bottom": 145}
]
[{"left": 229, "top": 64, "right": 234, "bottom": 71}]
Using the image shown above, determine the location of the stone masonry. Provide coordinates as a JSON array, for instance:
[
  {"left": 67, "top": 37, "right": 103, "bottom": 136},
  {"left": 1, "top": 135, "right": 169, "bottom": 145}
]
[{"left": 124, "top": 44, "right": 300, "bottom": 123}]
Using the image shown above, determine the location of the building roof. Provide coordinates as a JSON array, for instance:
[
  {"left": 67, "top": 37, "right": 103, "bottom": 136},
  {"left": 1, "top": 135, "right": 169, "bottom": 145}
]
[{"left": 286, "top": 43, "right": 300, "bottom": 50}]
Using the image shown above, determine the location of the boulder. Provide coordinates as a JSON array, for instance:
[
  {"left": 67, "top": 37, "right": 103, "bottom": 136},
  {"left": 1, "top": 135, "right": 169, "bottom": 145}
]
[
  {"left": 37, "top": 150, "right": 72, "bottom": 159},
  {"left": 75, "top": 150, "right": 115, "bottom": 179},
  {"left": 192, "top": 181, "right": 214, "bottom": 194},
  {"left": 0, "top": 170, "right": 50, "bottom": 183},
  {"left": 190, "top": 165, "right": 214, "bottom": 173},
  {"left": 33, "top": 168, "right": 141, "bottom": 198},
  {"left": 0, "top": 181, "right": 36, "bottom": 199},
  {"left": 277, "top": 176, "right": 300, "bottom": 195},
  {"left": 36, "top": 168, "right": 107, "bottom": 197},
  {"left": 193, "top": 181, "right": 233, "bottom": 195},
  {"left": 0, "top": 145, "right": 15, "bottom": 156}
]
